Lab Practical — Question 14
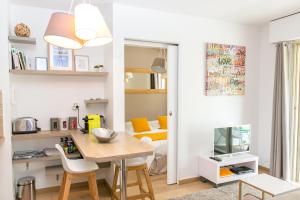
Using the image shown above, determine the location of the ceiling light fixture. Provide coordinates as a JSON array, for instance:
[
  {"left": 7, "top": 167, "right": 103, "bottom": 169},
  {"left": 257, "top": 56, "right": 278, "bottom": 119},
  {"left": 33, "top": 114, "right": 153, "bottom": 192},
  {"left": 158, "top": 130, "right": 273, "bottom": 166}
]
[
  {"left": 75, "top": 3, "right": 101, "bottom": 40},
  {"left": 44, "top": 0, "right": 112, "bottom": 49},
  {"left": 84, "top": 14, "right": 112, "bottom": 47},
  {"left": 44, "top": 12, "right": 84, "bottom": 49}
]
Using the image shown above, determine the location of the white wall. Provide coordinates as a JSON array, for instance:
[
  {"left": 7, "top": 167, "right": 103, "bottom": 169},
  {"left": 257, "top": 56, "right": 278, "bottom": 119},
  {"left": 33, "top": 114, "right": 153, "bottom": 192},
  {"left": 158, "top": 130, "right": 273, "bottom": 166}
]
[
  {"left": 257, "top": 25, "right": 276, "bottom": 168},
  {"left": 113, "top": 4, "right": 261, "bottom": 180},
  {"left": 269, "top": 13, "right": 300, "bottom": 43},
  {"left": 8, "top": 4, "right": 112, "bottom": 189},
  {"left": 0, "top": 0, "right": 14, "bottom": 199}
]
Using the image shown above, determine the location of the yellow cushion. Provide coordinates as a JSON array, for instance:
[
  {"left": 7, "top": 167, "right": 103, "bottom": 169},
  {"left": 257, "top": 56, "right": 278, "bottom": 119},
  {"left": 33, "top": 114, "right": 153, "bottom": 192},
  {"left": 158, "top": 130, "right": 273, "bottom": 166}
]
[
  {"left": 158, "top": 116, "right": 168, "bottom": 129},
  {"left": 134, "top": 132, "right": 168, "bottom": 141},
  {"left": 131, "top": 118, "right": 151, "bottom": 133}
]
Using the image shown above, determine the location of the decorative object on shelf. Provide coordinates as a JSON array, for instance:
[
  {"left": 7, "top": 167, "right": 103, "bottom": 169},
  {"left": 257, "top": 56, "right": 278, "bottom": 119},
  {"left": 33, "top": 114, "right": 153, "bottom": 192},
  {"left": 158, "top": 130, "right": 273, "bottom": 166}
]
[
  {"left": 14, "top": 23, "right": 31, "bottom": 37},
  {"left": 205, "top": 43, "right": 246, "bottom": 96},
  {"left": 60, "top": 118, "right": 69, "bottom": 131},
  {"left": 93, "top": 64, "right": 104, "bottom": 72},
  {"left": 43, "top": 0, "right": 112, "bottom": 49},
  {"left": 69, "top": 117, "right": 77, "bottom": 130},
  {"left": 50, "top": 118, "right": 60, "bottom": 131},
  {"left": 75, "top": 55, "right": 89, "bottom": 72},
  {"left": 10, "top": 47, "right": 31, "bottom": 70},
  {"left": 35, "top": 57, "right": 48, "bottom": 71},
  {"left": 48, "top": 44, "right": 74, "bottom": 71}
]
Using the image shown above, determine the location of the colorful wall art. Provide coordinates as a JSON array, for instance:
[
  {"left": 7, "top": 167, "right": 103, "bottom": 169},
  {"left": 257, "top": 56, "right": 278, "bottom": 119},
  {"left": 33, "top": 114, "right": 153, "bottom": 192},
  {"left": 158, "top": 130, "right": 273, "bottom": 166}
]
[{"left": 205, "top": 43, "right": 246, "bottom": 96}]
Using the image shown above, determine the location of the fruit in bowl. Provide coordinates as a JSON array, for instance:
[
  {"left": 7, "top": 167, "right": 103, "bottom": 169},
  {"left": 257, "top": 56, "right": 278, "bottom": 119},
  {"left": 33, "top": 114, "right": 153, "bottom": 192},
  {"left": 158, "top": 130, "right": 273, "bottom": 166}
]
[{"left": 92, "top": 128, "right": 118, "bottom": 143}]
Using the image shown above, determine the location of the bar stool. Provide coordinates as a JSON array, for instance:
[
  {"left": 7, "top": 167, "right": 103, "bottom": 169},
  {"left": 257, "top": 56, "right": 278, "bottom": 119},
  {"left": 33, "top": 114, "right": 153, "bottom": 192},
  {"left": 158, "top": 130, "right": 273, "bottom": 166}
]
[
  {"left": 55, "top": 144, "right": 100, "bottom": 200},
  {"left": 111, "top": 137, "right": 155, "bottom": 200}
]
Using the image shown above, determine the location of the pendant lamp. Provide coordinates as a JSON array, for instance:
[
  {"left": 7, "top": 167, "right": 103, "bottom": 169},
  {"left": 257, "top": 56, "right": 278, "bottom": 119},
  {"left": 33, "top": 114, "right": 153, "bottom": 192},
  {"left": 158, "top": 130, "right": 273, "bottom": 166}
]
[
  {"left": 44, "top": 12, "right": 84, "bottom": 49},
  {"left": 74, "top": 3, "right": 102, "bottom": 40},
  {"left": 84, "top": 14, "right": 113, "bottom": 47}
]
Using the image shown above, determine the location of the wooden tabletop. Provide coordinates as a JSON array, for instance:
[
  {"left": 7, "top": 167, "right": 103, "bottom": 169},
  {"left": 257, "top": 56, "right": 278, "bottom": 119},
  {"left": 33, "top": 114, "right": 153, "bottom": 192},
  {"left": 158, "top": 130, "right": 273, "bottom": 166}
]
[{"left": 71, "top": 131, "right": 154, "bottom": 162}]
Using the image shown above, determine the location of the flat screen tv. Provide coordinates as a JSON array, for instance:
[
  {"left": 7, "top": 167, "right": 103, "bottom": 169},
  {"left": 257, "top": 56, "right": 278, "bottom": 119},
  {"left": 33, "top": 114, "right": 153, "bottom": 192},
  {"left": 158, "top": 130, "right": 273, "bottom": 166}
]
[{"left": 214, "top": 124, "right": 251, "bottom": 156}]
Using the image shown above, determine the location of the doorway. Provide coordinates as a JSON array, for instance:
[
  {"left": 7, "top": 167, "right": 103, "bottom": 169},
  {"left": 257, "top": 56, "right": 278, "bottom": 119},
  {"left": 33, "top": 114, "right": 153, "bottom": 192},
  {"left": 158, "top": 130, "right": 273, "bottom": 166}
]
[{"left": 124, "top": 40, "right": 178, "bottom": 185}]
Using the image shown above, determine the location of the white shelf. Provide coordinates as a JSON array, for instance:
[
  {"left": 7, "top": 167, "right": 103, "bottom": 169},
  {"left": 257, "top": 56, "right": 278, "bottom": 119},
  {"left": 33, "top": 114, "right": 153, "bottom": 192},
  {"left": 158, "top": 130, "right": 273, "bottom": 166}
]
[
  {"left": 84, "top": 99, "right": 109, "bottom": 105},
  {"left": 9, "top": 69, "right": 108, "bottom": 77},
  {"left": 12, "top": 152, "right": 81, "bottom": 164},
  {"left": 8, "top": 36, "right": 36, "bottom": 45},
  {"left": 198, "top": 153, "right": 258, "bottom": 185}
]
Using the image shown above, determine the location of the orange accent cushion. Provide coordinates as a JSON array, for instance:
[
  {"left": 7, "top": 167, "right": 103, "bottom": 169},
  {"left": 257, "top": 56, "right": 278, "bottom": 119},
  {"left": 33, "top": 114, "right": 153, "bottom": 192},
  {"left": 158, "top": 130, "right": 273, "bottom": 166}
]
[
  {"left": 158, "top": 116, "right": 168, "bottom": 129},
  {"left": 134, "top": 132, "right": 168, "bottom": 141},
  {"left": 131, "top": 118, "right": 151, "bottom": 133}
]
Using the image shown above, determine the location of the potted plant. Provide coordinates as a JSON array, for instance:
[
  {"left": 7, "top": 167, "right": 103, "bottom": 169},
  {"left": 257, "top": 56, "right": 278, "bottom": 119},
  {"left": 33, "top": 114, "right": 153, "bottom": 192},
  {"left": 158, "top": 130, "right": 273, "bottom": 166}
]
[{"left": 94, "top": 64, "right": 104, "bottom": 72}]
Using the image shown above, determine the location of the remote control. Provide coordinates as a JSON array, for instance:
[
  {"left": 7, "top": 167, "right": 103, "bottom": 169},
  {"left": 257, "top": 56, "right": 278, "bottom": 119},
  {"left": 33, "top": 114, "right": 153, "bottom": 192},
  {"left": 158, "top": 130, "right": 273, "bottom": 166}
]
[{"left": 209, "top": 156, "right": 222, "bottom": 162}]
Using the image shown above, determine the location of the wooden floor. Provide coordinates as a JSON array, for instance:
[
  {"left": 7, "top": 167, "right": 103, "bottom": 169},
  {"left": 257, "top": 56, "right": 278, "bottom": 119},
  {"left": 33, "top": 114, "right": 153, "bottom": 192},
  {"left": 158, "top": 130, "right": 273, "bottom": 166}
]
[
  {"left": 37, "top": 168, "right": 269, "bottom": 200},
  {"left": 37, "top": 173, "right": 213, "bottom": 200}
]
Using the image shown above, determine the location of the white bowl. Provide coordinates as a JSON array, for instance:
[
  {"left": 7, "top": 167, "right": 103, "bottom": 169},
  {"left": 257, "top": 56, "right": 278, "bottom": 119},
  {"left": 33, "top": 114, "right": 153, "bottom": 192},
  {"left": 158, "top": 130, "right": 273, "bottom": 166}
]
[{"left": 92, "top": 128, "right": 117, "bottom": 143}]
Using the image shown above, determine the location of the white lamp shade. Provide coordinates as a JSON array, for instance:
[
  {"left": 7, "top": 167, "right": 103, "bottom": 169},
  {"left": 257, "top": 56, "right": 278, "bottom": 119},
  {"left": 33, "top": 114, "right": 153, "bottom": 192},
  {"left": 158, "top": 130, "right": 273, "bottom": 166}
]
[
  {"left": 84, "top": 14, "right": 113, "bottom": 47},
  {"left": 75, "top": 3, "right": 102, "bottom": 40},
  {"left": 44, "top": 12, "right": 84, "bottom": 49}
]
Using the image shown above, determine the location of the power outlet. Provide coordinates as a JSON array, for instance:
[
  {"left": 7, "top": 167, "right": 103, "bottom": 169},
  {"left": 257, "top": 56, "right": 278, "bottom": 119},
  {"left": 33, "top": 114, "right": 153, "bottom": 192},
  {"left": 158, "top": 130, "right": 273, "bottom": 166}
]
[{"left": 72, "top": 103, "right": 79, "bottom": 111}]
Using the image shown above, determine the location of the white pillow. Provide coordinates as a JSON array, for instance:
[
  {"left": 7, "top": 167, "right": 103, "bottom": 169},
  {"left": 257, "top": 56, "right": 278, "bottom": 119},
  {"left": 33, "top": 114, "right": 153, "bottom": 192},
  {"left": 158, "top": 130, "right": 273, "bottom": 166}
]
[
  {"left": 149, "top": 120, "right": 160, "bottom": 130},
  {"left": 125, "top": 122, "right": 134, "bottom": 132}
]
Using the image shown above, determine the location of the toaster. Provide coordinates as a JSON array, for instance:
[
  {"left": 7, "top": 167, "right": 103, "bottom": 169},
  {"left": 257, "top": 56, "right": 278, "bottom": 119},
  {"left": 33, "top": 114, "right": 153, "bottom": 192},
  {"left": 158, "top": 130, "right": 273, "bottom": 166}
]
[{"left": 12, "top": 117, "right": 39, "bottom": 134}]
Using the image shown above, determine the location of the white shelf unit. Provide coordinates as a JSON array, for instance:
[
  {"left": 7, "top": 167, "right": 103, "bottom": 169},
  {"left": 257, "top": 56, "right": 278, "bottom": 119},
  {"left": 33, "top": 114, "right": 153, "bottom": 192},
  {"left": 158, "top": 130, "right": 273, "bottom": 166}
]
[{"left": 198, "top": 153, "right": 258, "bottom": 186}]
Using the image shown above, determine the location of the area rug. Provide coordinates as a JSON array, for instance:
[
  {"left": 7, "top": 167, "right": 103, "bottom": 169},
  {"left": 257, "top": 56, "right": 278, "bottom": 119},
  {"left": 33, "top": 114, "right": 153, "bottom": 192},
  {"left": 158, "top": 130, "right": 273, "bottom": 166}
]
[{"left": 169, "top": 183, "right": 273, "bottom": 200}]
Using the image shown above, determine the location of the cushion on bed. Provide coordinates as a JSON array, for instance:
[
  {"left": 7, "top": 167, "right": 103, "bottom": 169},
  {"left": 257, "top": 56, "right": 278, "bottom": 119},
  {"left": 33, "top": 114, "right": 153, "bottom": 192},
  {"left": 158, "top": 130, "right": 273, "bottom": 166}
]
[
  {"left": 134, "top": 132, "right": 168, "bottom": 141},
  {"left": 131, "top": 118, "right": 151, "bottom": 132},
  {"left": 157, "top": 116, "right": 167, "bottom": 129}
]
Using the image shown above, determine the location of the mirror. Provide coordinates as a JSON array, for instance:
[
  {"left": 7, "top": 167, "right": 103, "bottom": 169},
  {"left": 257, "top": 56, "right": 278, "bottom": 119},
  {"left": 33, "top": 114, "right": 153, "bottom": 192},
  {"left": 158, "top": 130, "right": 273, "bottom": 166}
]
[{"left": 125, "top": 72, "right": 166, "bottom": 90}]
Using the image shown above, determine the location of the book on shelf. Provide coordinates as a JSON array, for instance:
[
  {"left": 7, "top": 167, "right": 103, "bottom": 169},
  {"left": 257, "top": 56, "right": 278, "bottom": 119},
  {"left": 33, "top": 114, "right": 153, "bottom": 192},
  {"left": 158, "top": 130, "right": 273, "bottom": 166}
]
[{"left": 10, "top": 47, "right": 32, "bottom": 70}]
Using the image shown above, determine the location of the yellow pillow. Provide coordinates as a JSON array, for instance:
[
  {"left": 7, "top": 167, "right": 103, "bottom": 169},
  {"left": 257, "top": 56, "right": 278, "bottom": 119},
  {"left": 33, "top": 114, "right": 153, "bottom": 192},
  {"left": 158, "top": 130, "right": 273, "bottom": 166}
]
[
  {"left": 158, "top": 116, "right": 168, "bottom": 129},
  {"left": 131, "top": 118, "right": 151, "bottom": 133}
]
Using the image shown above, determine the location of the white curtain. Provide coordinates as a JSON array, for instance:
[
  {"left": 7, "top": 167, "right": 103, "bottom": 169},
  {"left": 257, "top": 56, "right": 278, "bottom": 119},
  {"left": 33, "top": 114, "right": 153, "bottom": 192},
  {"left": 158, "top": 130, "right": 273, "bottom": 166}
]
[
  {"left": 271, "top": 42, "right": 300, "bottom": 181},
  {"left": 288, "top": 43, "right": 300, "bottom": 182}
]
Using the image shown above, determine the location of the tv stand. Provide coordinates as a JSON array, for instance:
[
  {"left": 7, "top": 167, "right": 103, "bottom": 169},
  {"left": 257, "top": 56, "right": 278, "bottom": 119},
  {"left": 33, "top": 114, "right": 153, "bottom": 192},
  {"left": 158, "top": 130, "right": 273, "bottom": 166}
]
[{"left": 198, "top": 153, "right": 258, "bottom": 186}]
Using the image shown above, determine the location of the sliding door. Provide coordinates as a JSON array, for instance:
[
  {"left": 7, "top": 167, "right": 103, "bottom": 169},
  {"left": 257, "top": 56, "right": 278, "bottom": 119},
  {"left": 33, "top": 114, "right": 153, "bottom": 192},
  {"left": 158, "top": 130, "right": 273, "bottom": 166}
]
[{"left": 167, "top": 45, "right": 178, "bottom": 184}]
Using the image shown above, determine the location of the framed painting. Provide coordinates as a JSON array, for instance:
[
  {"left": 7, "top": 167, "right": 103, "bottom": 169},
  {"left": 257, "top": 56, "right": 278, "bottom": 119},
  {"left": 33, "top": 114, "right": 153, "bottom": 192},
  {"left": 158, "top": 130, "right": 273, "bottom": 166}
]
[
  {"left": 205, "top": 43, "right": 246, "bottom": 96},
  {"left": 48, "top": 44, "right": 74, "bottom": 71}
]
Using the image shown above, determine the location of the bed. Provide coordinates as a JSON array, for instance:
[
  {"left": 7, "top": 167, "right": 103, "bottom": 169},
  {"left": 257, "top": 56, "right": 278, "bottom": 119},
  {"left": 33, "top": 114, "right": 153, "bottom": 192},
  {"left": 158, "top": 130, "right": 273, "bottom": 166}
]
[{"left": 125, "top": 120, "right": 168, "bottom": 175}]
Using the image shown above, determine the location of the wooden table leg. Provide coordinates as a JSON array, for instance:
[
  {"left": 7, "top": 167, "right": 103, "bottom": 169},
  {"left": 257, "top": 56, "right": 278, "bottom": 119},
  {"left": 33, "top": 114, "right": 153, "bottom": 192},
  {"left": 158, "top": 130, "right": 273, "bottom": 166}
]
[
  {"left": 262, "top": 192, "right": 265, "bottom": 200},
  {"left": 120, "top": 159, "right": 127, "bottom": 200},
  {"left": 238, "top": 181, "right": 243, "bottom": 200}
]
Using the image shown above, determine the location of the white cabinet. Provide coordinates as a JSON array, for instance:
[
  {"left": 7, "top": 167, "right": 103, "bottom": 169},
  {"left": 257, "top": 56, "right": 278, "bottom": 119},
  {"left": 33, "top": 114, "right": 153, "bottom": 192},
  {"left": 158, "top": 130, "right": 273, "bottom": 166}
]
[{"left": 198, "top": 153, "right": 258, "bottom": 186}]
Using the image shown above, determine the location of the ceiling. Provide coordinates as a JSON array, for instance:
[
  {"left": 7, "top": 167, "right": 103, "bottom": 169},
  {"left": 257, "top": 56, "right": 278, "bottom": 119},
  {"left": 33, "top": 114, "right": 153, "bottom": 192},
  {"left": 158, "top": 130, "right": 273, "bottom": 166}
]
[{"left": 10, "top": 0, "right": 300, "bottom": 25}]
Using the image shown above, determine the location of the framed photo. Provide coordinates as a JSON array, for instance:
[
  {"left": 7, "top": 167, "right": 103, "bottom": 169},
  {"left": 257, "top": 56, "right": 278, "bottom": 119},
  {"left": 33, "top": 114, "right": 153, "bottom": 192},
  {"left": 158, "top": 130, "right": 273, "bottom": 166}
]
[
  {"left": 35, "top": 57, "right": 48, "bottom": 71},
  {"left": 75, "top": 55, "right": 89, "bottom": 72},
  {"left": 48, "top": 44, "right": 74, "bottom": 71}
]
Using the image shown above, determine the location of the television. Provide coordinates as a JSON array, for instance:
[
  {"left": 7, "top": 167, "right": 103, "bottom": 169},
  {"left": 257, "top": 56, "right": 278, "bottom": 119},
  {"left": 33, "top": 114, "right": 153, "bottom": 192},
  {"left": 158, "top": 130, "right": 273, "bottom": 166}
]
[{"left": 214, "top": 124, "right": 251, "bottom": 156}]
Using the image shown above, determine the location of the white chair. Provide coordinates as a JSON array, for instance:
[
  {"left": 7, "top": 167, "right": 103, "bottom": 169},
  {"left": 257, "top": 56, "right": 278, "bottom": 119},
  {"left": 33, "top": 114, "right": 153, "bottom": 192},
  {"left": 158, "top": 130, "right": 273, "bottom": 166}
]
[
  {"left": 55, "top": 144, "right": 100, "bottom": 200},
  {"left": 111, "top": 137, "right": 155, "bottom": 200}
]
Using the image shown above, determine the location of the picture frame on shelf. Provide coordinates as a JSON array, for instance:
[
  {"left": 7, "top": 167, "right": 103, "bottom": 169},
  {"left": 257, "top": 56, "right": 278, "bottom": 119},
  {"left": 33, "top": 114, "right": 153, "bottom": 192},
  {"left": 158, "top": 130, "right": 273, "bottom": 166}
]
[
  {"left": 75, "top": 55, "right": 89, "bottom": 72},
  {"left": 35, "top": 57, "right": 47, "bottom": 71},
  {"left": 48, "top": 44, "right": 74, "bottom": 71}
]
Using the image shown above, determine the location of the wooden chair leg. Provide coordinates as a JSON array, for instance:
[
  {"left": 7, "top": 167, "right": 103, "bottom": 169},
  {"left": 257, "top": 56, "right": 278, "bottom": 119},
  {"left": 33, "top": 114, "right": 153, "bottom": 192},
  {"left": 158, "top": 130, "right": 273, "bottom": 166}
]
[
  {"left": 112, "top": 166, "right": 120, "bottom": 200},
  {"left": 143, "top": 165, "right": 155, "bottom": 200},
  {"left": 88, "top": 172, "right": 100, "bottom": 200},
  {"left": 60, "top": 172, "right": 72, "bottom": 200},
  {"left": 136, "top": 169, "right": 145, "bottom": 200},
  {"left": 58, "top": 172, "right": 67, "bottom": 200}
]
